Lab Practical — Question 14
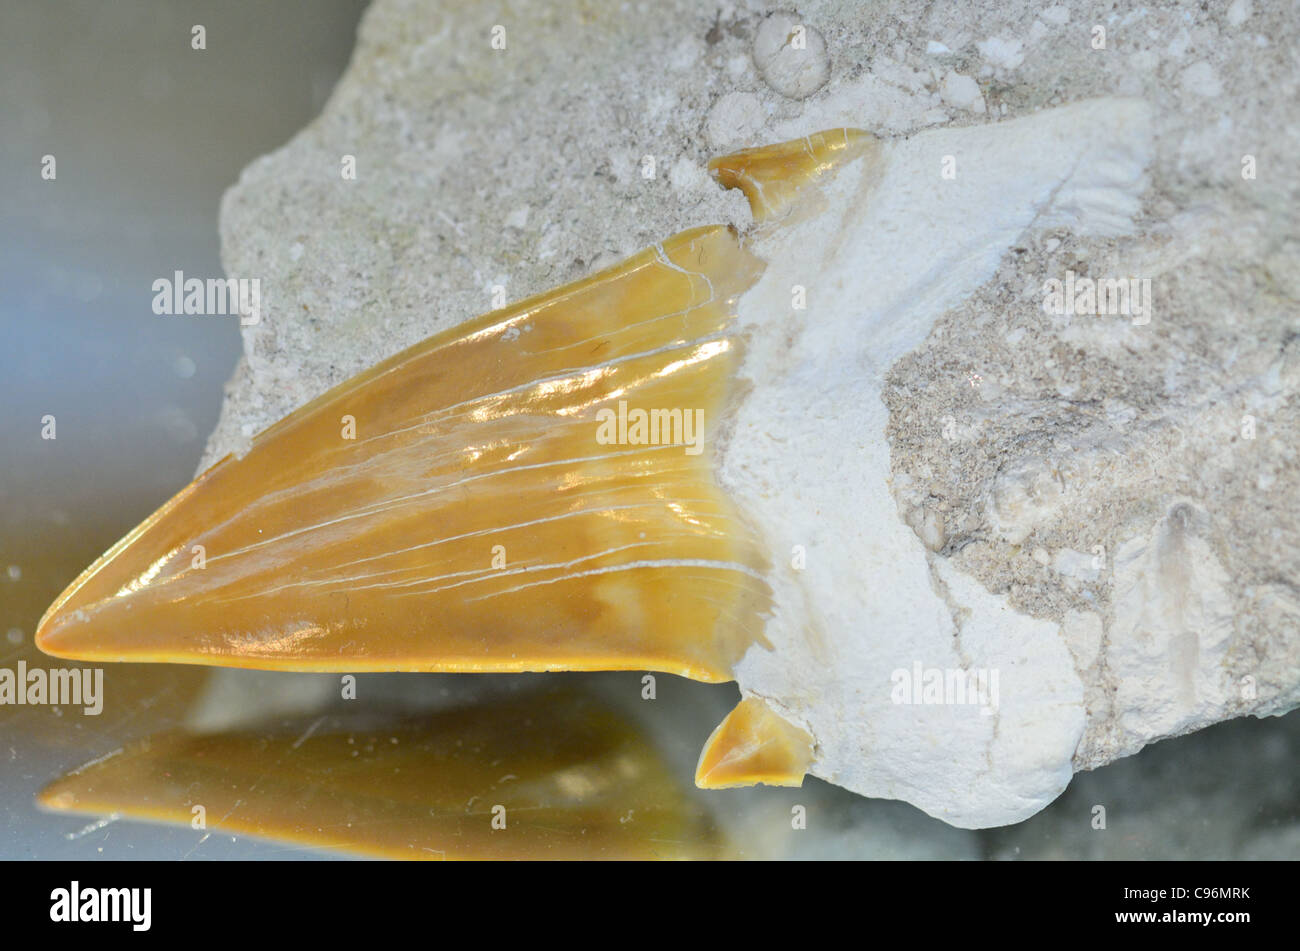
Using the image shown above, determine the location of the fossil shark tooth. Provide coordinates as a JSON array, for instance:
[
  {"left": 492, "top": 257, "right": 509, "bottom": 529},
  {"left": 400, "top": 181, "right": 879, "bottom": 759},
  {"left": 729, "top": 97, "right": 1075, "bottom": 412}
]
[
  {"left": 35, "top": 130, "right": 870, "bottom": 685},
  {"left": 37, "top": 689, "right": 729, "bottom": 860},
  {"left": 35, "top": 223, "right": 778, "bottom": 682}
]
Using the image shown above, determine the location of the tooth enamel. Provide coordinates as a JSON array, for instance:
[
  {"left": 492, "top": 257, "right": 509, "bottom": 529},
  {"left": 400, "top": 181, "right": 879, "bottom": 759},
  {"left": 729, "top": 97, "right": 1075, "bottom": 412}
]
[{"left": 36, "top": 226, "right": 773, "bottom": 683}]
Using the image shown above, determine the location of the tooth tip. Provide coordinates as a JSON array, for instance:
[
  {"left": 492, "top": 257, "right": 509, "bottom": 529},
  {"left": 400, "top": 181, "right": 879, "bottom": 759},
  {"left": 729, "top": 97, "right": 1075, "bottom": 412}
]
[
  {"left": 33, "top": 613, "right": 69, "bottom": 658},
  {"left": 35, "top": 543, "right": 121, "bottom": 660},
  {"left": 35, "top": 594, "right": 143, "bottom": 665},
  {"left": 34, "top": 784, "right": 69, "bottom": 811},
  {"left": 34, "top": 601, "right": 91, "bottom": 661}
]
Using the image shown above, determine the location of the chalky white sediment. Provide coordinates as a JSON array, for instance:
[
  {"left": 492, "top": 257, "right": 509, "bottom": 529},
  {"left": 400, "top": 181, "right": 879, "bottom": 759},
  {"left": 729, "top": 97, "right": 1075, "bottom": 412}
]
[{"left": 717, "top": 99, "right": 1153, "bottom": 827}]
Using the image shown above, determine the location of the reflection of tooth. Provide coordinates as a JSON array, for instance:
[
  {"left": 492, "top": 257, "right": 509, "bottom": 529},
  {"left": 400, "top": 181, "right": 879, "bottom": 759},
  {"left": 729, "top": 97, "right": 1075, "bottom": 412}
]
[{"left": 36, "top": 690, "right": 728, "bottom": 860}]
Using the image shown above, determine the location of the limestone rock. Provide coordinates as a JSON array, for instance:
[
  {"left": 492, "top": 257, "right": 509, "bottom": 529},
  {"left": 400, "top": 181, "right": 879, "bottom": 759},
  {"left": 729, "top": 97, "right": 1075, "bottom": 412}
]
[{"left": 208, "top": 0, "right": 1299, "bottom": 827}]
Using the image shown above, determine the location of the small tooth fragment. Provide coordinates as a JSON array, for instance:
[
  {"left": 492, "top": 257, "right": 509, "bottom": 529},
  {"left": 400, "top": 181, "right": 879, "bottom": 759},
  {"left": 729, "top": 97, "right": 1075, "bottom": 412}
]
[
  {"left": 37, "top": 690, "right": 729, "bottom": 860},
  {"left": 35, "top": 225, "right": 777, "bottom": 682},
  {"left": 695, "top": 696, "right": 813, "bottom": 789},
  {"left": 707, "top": 128, "right": 878, "bottom": 222}
]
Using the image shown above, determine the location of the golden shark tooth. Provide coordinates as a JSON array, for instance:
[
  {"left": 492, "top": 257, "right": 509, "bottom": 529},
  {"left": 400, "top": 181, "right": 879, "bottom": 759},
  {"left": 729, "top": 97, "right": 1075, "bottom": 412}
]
[
  {"left": 36, "top": 227, "right": 769, "bottom": 681},
  {"left": 707, "top": 128, "right": 877, "bottom": 223},
  {"left": 34, "top": 130, "right": 872, "bottom": 797},
  {"left": 695, "top": 697, "right": 814, "bottom": 789},
  {"left": 36, "top": 131, "right": 871, "bottom": 686},
  {"left": 37, "top": 690, "right": 729, "bottom": 860}
]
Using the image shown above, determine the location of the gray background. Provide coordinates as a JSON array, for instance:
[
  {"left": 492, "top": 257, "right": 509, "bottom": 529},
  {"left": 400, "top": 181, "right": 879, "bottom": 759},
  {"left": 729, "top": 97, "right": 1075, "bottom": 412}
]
[{"left": 1, "top": 0, "right": 368, "bottom": 858}]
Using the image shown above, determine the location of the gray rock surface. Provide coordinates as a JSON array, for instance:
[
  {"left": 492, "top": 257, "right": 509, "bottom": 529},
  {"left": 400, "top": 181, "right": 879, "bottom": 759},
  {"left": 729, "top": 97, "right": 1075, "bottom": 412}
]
[{"left": 207, "top": 0, "right": 1299, "bottom": 824}]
